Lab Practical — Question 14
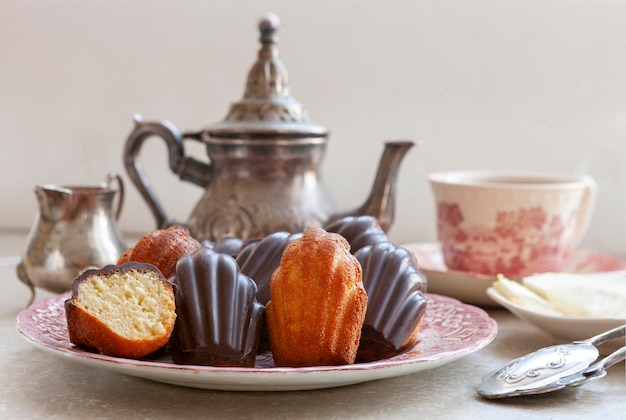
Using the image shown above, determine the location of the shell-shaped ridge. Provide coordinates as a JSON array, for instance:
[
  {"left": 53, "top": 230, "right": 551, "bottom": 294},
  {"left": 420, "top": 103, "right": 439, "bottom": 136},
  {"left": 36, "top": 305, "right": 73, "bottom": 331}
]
[
  {"left": 169, "top": 247, "right": 264, "bottom": 366},
  {"left": 324, "top": 216, "right": 388, "bottom": 253},
  {"left": 355, "top": 242, "right": 428, "bottom": 361},
  {"left": 236, "top": 231, "right": 303, "bottom": 304},
  {"left": 201, "top": 237, "right": 257, "bottom": 259},
  {"left": 266, "top": 227, "right": 367, "bottom": 366}
]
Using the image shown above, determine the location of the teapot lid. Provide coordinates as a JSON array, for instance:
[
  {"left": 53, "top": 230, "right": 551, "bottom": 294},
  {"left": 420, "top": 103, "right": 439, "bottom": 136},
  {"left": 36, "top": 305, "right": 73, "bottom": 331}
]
[{"left": 206, "top": 13, "right": 328, "bottom": 139}]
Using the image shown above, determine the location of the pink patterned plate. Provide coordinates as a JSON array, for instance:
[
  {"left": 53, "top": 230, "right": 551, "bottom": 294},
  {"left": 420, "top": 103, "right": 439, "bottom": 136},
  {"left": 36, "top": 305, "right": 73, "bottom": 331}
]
[
  {"left": 404, "top": 242, "right": 626, "bottom": 307},
  {"left": 16, "top": 293, "right": 496, "bottom": 391}
]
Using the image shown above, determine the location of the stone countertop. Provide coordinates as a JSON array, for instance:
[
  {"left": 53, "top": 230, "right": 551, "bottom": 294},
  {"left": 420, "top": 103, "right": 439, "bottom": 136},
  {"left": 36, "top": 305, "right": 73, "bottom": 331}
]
[{"left": 1, "top": 231, "right": 624, "bottom": 419}]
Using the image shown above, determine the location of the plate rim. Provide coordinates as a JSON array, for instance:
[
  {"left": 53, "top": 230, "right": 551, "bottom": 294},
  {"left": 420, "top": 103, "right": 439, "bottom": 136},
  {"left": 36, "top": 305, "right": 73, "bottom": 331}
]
[{"left": 16, "top": 293, "right": 498, "bottom": 391}]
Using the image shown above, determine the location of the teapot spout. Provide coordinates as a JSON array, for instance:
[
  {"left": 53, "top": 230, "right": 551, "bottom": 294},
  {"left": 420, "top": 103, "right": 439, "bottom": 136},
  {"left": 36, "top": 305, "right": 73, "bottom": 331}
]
[{"left": 331, "top": 140, "right": 417, "bottom": 233}]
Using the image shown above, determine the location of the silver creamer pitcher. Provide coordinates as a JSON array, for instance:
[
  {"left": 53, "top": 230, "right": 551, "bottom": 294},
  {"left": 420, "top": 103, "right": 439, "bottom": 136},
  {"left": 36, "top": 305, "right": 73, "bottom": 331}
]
[{"left": 17, "top": 172, "right": 127, "bottom": 305}]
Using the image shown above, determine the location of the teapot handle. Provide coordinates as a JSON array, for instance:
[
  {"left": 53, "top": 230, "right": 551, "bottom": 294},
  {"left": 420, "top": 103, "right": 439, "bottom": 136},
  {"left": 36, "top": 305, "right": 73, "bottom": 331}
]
[
  {"left": 123, "top": 114, "right": 211, "bottom": 229},
  {"left": 102, "top": 171, "right": 125, "bottom": 221}
]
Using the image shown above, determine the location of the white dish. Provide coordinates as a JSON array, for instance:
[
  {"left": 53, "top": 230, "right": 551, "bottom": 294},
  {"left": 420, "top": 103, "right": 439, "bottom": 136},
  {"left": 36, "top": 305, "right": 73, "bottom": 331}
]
[
  {"left": 16, "top": 293, "right": 497, "bottom": 391},
  {"left": 403, "top": 243, "right": 626, "bottom": 307},
  {"left": 487, "top": 286, "right": 626, "bottom": 345}
]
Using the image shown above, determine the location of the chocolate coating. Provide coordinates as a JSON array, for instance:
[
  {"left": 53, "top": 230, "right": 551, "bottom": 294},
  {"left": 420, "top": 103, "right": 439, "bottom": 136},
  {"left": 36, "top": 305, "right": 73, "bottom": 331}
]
[
  {"left": 70, "top": 262, "right": 170, "bottom": 295},
  {"left": 236, "top": 232, "right": 303, "bottom": 305},
  {"left": 236, "top": 231, "right": 302, "bottom": 352},
  {"left": 324, "top": 216, "right": 388, "bottom": 254},
  {"left": 354, "top": 242, "right": 428, "bottom": 362},
  {"left": 169, "top": 247, "right": 264, "bottom": 367},
  {"left": 201, "top": 237, "right": 259, "bottom": 259}
]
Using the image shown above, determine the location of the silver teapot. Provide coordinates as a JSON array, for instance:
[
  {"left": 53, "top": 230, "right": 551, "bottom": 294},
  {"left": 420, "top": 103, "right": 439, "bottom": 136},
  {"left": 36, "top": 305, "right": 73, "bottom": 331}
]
[
  {"left": 17, "top": 172, "right": 127, "bottom": 305},
  {"left": 123, "top": 13, "right": 416, "bottom": 242}
]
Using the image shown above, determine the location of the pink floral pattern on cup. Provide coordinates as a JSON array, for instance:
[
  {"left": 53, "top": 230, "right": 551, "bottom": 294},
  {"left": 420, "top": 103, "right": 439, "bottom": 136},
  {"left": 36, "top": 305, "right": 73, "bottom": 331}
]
[
  {"left": 437, "top": 202, "right": 578, "bottom": 277},
  {"left": 429, "top": 172, "right": 596, "bottom": 278}
]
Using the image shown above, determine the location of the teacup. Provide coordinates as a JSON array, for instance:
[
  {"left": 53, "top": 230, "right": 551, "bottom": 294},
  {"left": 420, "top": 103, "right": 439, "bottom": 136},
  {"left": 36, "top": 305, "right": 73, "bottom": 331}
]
[{"left": 429, "top": 171, "right": 596, "bottom": 277}]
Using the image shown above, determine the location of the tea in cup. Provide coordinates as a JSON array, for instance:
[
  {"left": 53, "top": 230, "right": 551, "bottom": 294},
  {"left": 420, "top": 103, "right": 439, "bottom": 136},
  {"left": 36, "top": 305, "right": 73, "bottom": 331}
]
[{"left": 429, "top": 171, "right": 596, "bottom": 277}]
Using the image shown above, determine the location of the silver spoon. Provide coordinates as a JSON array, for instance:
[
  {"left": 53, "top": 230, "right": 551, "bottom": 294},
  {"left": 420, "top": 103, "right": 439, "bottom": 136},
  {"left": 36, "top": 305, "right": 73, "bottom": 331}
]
[{"left": 477, "top": 325, "right": 625, "bottom": 399}]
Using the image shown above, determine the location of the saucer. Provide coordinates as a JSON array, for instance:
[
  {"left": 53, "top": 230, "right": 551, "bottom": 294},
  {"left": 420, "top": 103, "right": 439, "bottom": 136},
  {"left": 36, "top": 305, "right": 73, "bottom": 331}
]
[{"left": 402, "top": 243, "right": 626, "bottom": 307}]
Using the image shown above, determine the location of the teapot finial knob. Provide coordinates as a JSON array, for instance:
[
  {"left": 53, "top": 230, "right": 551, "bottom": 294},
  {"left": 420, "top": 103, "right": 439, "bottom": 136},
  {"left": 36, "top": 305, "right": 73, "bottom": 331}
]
[
  {"left": 207, "top": 13, "right": 328, "bottom": 137},
  {"left": 258, "top": 13, "right": 280, "bottom": 59}
]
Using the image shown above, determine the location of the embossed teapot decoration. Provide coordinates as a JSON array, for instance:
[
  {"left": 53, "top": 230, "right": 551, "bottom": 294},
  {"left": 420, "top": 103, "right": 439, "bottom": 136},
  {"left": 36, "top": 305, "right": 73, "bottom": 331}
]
[{"left": 123, "top": 13, "right": 416, "bottom": 242}]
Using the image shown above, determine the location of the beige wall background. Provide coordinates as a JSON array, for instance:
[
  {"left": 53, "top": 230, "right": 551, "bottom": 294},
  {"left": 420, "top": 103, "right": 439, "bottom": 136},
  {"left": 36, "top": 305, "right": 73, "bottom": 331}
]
[{"left": 2, "top": 0, "right": 626, "bottom": 255}]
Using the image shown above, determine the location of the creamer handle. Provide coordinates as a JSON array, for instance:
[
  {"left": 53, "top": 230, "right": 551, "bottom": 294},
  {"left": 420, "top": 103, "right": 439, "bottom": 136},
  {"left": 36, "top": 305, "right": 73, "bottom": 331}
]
[{"left": 103, "top": 172, "right": 125, "bottom": 221}]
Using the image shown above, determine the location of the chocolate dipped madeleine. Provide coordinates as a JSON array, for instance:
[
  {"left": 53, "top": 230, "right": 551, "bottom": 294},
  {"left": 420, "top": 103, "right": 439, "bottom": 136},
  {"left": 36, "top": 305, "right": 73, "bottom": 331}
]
[
  {"left": 324, "top": 216, "right": 388, "bottom": 254},
  {"left": 118, "top": 225, "right": 201, "bottom": 278},
  {"left": 64, "top": 262, "right": 177, "bottom": 359},
  {"left": 354, "top": 242, "right": 428, "bottom": 362},
  {"left": 169, "top": 247, "right": 264, "bottom": 367},
  {"left": 236, "top": 231, "right": 303, "bottom": 305},
  {"left": 266, "top": 227, "right": 368, "bottom": 367}
]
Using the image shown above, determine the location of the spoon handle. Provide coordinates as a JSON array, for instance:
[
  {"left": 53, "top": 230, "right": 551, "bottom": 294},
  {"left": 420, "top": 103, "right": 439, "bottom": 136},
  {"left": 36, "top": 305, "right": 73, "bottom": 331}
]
[
  {"left": 585, "top": 346, "right": 626, "bottom": 377},
  {"left": 562, "top": 345, "right": 626, "bottom": 388},
  {"left": 582, "top": 325, "right": 626, "bottom": 346}
]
